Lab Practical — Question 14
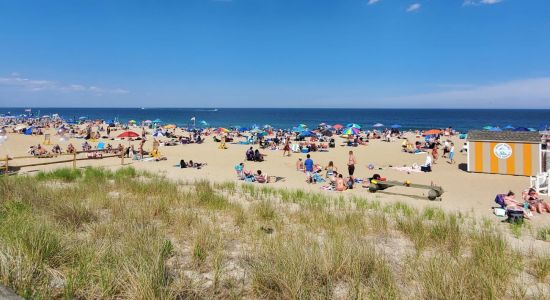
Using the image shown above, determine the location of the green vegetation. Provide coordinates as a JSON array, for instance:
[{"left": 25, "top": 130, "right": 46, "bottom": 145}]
[{"left": 0, "top": 167, "right": 549, "bottom": 299}]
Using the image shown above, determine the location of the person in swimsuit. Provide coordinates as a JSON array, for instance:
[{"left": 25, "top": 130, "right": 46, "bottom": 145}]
[
  {"left": 282, "top": 138, "right": 291, "bottom": 157},
  {"left": 336, "top": 174, "right": 347, "bottom": 191},
  {"left": 347, "top": 151, "right": 356, "bottom": 179}
]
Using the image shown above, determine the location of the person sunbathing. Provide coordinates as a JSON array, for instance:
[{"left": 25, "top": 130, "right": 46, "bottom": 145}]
[
  {"left": 188, "top": 160, "right": 206, "bottom": 169},
  {"left": 67, "top": 143, "right": 76, "bottom": 154},
  {"left": 325, "top": 161, "right": 337, "bottom": 178},
  {"left": 254, "top": 170, "right": 269, "bottom": 183},
  {"left": 523, "top": 188, "right": 550, "bottom": 213},
  {"left": 335, "top": 174, "right": 347, "bottom": 191},
  {"left": 52, "top": 144, "right": 62, "bottom": 154}
]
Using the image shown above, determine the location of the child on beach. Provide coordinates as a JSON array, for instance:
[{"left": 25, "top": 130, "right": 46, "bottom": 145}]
[
  {"left": 449, "top": 143, "right": 455, "bottom": 164},
  {"left": 296, "top": 158, "right": 304, "bottom": 171}
]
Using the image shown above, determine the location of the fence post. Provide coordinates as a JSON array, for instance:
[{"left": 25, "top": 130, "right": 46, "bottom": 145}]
[
  {"left": 73, "top": 152, "right": 77, "bottom": 169},
  {"left": 4, "top": 155, "right": 8, "bottom": 175}
]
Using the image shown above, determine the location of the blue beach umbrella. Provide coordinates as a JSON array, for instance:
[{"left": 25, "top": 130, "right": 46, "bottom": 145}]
[
  {"left": 528, "top": 128, "right": 537, "bottom": 132},
  {"left": 489, "top": 127, "right": 502, "bottom": 132},
  {"left": 346, "top": 123, "right": 361, "bottom": 129},
  {"left": 504, "top": 125, "right": 515, "bottom": 130},
  {"left": 199, "top": 120, "right": 208, "bottom": 126},
  {"left": 153, "top": 118, "right": 162, "bottom": 123},
  {"left": 391, "top": 124, "right": 402, "bottom": 129},
  {"left": 373, "top": 123, "right": 384, "bottom": 128},
  {"left": 292, "top": 127, "right": 306, "bottom": 133},
  {"left": 513, "top": 127, "right": 529, "bottom": 132},
  {"left": 300, "top": 130, "right": 315, "bottom": 137}
]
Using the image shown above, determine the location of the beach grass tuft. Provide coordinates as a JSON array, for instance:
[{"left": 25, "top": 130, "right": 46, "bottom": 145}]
[{"left": 0, "top": 167, "right": 549, "bottom": 299}]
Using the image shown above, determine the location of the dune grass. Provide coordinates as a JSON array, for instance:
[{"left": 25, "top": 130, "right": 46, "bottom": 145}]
[{"left": 0, "top": 167, "right": 549, "bottom": 299}]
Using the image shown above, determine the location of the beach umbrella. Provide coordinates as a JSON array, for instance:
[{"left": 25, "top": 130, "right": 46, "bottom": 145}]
[
  {"left": 152, "top": 131, "right": 164, "bottom": 137},
  {"left": 319, "top": 122, "right": 327, "bottom": 127},
  {"left": 513, "top": 127, "right": 529, "bottom": 132},
  {"left": 250, "top": 128, "right": 262, "bottom": 133},
  {"left": 263, "top": 124, "right": 272, "bottom": 129},
  {"left": 346, "top": 123, "right": 361, "bottom": 129},
  {"left": 489, "top": 127, "right": 502, "bottom": 132},
  {"left": 199, "top": 120, "right": 208, "bottom": 126},
  {"left": 298, "top": 123, "right": 307, "bottom": 128},
  {"left": 153, "top": 118, "right": 162, "bottom": 123},
  {"left": 390, "top": 124, "right": 402, "bottom": 129},
  {"left": 373, "top": 123, "right": 384, "bottom": 128},
  {"left": 300, "top": 130, "right": 316, "bottom": 137},
  {"left": 117, "top": 131, "right": 140, "bottom": 138},
  {"left": 163, "top": 124, "right": 177, "bottom": 129},
  {"left": 144, "top": 120, "right": 152, "bottom": 123},
  {"left": 216, "top": 127, "right": 230, "bottom": 133},
  {"left": 128, "top": 120, "right": 137, "bottom": 123},
  {"left": 482, "top": 125, "right": 493, "bottom": 130},
  {"left": 422, "top": 129, "right": 442, "bottom": 136},
  {"left": 333, "top": 124, "right": 344, "bottom": 130},
  {"left": 292, "top": 127, "right": 306, "bottom": 133},
  {"left": 504, "top": 125, "right": 515, "bottom": 130},
  {"left": 342, "top": 127, "right": 361, "bottom": 135},
  {"left": 528, "top": 128, "right": 537, "bottom": 132},
  {"left": 79, "top": 116, "right": 87, "bottom": 120}
]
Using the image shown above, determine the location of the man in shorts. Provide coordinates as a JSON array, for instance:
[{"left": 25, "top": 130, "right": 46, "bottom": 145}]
[
  {"left": 347, "top": 150, "right": 356, "bottom": 180},
  {"left": 304, "top": 154, "right": 314, "bottom": 183}
]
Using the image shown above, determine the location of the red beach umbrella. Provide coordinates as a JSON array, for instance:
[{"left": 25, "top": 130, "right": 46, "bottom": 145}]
[
  {"left": 333, "top": 124, "right": 344, "bottom": 130},
  {"left": 422, "top": 129, "right": 442, "bottom": 136},
  {"left": 117, "top": 131, "right": 140, "bottom": 138}
]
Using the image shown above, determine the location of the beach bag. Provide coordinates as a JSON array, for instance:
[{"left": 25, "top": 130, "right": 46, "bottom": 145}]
[
  {"left": 494, "top": 194, "right": 506, "bottom": 208},
  {"left": 506, "top": 209, "right": 524, "bottom": 225}
]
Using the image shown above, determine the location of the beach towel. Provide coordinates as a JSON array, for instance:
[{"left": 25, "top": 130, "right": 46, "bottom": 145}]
[{"left": 392, "top": 166, "right": 422, "bottom": 173}]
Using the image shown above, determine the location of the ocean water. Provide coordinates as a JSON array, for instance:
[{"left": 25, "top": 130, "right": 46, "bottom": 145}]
[{"left": 1, "top": 108, "right": 549, "bottom": 132}]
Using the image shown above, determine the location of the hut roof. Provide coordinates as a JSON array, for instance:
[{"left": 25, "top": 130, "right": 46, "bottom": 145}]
[{"left": 467, "top": 130, "right": 541, "bottom": 143}]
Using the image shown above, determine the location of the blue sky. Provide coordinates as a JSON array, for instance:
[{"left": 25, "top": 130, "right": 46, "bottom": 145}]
[{"left": 1, "top": 0, "right": 549, "bottom": 108}]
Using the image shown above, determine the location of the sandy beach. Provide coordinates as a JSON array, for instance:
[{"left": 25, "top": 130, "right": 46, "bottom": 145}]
[{"left": 2, "top": 125, "right": 549, "bottom": 228}]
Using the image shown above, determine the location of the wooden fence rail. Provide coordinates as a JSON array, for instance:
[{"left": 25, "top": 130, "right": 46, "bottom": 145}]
[{"left": 2, "top": 148, "right": 126, "bottom": 175}]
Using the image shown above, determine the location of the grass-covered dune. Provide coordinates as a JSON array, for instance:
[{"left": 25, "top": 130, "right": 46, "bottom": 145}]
[{"left": 0, "top": 167, "right": 549, "bottom": 299}]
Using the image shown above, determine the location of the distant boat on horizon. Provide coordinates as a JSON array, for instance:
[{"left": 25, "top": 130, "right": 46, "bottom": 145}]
[{"left": 195, "top": 108, "right": 218, "bottom": 112}]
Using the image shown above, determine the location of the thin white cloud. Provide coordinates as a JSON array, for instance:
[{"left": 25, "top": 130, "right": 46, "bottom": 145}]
[
  {"left": 386, "top": 77, "right": 550, "bottom": 108},
  {"left": 367, "top": 0, "right": 380, "bottom": 5},
  {"left": 0, "top": 74, "right": 129, "bottom": 95},
  {"left": 406, "top": 3, "right": 421, "bottom": 12},
  {"left": 464, "top": 0, "right": 502, "bottom": 6}
]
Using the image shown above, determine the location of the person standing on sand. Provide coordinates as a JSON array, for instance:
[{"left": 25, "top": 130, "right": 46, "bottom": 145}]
[
  {"left": 449, "top": 143, "right": 455, "bottom": 164},
  {"left": 347, "top": 150, "right": 356, "bottom": 180},
  {"left": 304, "top": 154, "right": 314, "bottom": 183},
  {"left": 432, "top": 147, "right": 438, "bottom": 164},
  {"left": 283, "top": 138, "right": 291, "bottom": 157}
]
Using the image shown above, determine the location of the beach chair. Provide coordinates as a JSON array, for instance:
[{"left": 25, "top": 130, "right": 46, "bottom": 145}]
[{"left": 530, "top": 172, "right": 549, "bottom": 196}]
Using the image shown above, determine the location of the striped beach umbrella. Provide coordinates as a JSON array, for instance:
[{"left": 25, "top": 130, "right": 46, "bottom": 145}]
[
  {"left": 342, "top": 127, "right": 361, "bottom": 135},
  {"left": 216, "top": 127, "right": 230, "bottom": 133}
]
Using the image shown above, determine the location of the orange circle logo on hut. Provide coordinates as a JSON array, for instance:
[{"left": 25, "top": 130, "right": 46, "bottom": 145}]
[{"left": 493, "top": 143, "right": 513, "bottom": 159}]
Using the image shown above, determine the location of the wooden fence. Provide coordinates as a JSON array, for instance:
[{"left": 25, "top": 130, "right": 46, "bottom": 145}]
[{"left": 2, "top": 148, "right": 127, "bottom": 175}]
